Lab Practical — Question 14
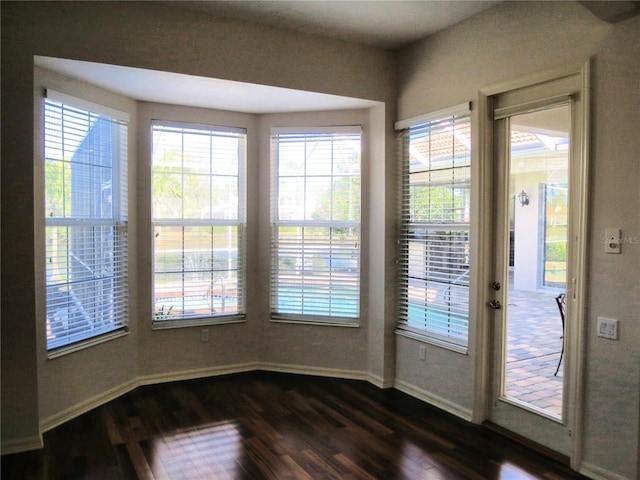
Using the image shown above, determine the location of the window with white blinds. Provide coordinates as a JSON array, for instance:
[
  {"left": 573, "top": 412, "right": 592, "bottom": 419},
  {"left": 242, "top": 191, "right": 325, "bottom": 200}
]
[
  {"left": 44, "top": 91, "right": 129, "bottom": 351},
  {"left": 152, "top": 122, "right": 246, "bottom": 326},
  {"left": 396, "top": 105, "right": 471, "bottom": 348},
  {"left": 271, "top": 127, "right": 361, "bottom": 324}
]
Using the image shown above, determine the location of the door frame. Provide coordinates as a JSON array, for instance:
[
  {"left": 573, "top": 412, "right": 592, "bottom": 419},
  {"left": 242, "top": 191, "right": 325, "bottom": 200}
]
[{"left": 472, "top": 61, "right": 590, "bottom": 470}]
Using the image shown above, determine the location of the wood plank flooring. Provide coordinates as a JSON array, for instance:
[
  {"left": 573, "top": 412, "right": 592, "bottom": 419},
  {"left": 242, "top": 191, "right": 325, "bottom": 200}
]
[{"left": 2, "top": 371, "right": 589, "bottom": 479}]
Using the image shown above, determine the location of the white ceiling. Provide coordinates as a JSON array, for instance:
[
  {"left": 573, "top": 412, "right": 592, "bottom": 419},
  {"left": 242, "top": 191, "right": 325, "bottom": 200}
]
[
  {"left": 35, "top": 56, "right": 381, "bottom": 114},
  {"left": 162, "top": 0, "right": 501, "bottom": 50},
  {"left": 36, "top": 1, "right": 502, "bottom": 114}
]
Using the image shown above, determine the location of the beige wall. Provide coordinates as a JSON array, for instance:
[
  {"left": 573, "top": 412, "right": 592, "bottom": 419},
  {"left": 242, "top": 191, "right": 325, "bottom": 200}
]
[
  {"left": 33, "top": 67, "right": 140, "bottom": 426},
  {"left": 395, "top": 2, "right": 639, "bottom": 478},
  {"left": 1, "top": 0, "right": 396, "bottom": 453},
  {"left": 135, "top": 101, "right": 262, "bottom": 381}
]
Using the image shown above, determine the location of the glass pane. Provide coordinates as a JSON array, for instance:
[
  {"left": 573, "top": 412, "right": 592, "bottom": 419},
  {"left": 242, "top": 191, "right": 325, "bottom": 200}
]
[
  {"left": 332, "top": 176, "right": 360, "bottom": 222},
  {"left": 152, "top": 129, "right": 183, "bottom": 172},
  {"left": 153, "top": 225, "right": 241, "bottom": 320},
  {"left": 403, "top": 228, "right": 469, "bottom": 338},
  {"left": 273, "top": 226, "right": 359, "bottom": 318},
  {"left": 503, "top": 105, "right": 569, "bottom": 419},
  {"left": 305, "top": 137, "right": 333, "bottom": 176},
  {"left": 542, "top": 184, "right": 568, "bottom": 288},
  {"left": 183, "top": 173, "right": 212, "bottom": 218},
  {"left": 46, "top": 225, "right": 121, "bottom": 349},
  {"left": 211, "top": 135, "right": 240, "bottom": 175},
  {"left": 153, "top": 172, "right": 183, "bottom": 219},
  {"left": 183, "top": 131, "right": 212, "bottom": 174},
  {"left": 152, "top": 125, "right": 244, "bottom": 222},
  {"left": 278, "top": 140, "right": 305, "bottom": 176},
  {"left": 278, "top": 177, "right": 305, "bottom": 221},
  {"left": 304, "top": 176, "right": 331, "bottom": 221},
  {"left": 211, "top": 176, "right": 238, "bottom": 220}
]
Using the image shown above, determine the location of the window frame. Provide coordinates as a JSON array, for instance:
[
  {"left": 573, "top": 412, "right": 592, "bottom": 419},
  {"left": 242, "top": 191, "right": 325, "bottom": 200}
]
[
  {"left": 395, "top": 104, "right": 472, "bottom": 352},
  {"left": 270, "top": 126, "right": 362, "bottom": 326},
  {"left": 150, "top": 120, "right": 247, "bottom": 329},
  {"left": 43, "top": 89, "right": 130, "bottom": 356}
]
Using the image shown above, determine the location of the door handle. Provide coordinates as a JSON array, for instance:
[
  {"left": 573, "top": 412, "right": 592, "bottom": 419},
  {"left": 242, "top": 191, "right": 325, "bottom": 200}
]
[
  {"left": 488, "top": 300, "right": 502, "bottom": 309},
  {"left": 491, "top": 281, "right": 501, "bottom": 291}
]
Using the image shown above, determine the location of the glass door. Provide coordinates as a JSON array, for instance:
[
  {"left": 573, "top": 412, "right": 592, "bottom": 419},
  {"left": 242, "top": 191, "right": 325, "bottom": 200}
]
[
  {"left": 503, "top": 106, "right": 570, "bottom": 419},
  {"left": 486, "top": 71, "right": 586, "bottom": 456}
]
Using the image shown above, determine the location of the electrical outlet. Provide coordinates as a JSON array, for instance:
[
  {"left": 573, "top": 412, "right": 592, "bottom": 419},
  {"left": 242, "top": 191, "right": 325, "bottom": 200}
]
[
  {"left": 604, "top": 228, "right": 621, "bottom": 254},
  {"left": 418, "top": 345, "right": 427, "bottom": 360},
  {"left": 597, "top": 317, "right": 618, "bottom": 340},
  {"left": 201, "top": 329, "right": 209, "bottom": 342}
]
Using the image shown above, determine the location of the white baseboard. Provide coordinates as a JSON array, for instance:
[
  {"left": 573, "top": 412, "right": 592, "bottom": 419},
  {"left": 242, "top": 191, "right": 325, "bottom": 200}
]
[
  {"left": 394, "top": 379, "right": 473, "bottom": 422},
  {"left": 367, "top": 372, "right": 395, "bottom": 389},
  {"left": 580, "top": 461, "right": 633, "bottom": 480},
  {"left": 257, "top": 362, "right": 369, "bottom": 382},
  {"left": 1, "top": 434, "right": 44, "bottom": 455},
  {"left": 137, "top": 362, "right": 259, "bottom": 386},
  {"left": 39, "top": 378, "right": 139, "bottom": 434}
]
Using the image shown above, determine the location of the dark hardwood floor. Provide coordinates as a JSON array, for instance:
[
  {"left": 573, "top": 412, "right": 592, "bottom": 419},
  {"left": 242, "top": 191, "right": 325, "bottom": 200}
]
[{"left": 2, "top": 371, "right": 589, "bottom": 479}]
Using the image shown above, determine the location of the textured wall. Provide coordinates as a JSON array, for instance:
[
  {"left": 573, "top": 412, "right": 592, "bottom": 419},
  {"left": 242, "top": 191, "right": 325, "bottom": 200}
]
[
  {"left": 1, "top": 0, "right": 395, "bottom": 451},
  {"left": 395, "top": 2, "right": 639, "bottom": 478}
]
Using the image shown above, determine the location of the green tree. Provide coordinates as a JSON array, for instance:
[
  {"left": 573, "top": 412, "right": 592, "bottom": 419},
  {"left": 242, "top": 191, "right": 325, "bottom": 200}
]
[
  {"left": 311, "top": 176, "right": 361, "bottom": 223},
  {"left": 410, "top": 185, "right": 468, "bottom": 223}
]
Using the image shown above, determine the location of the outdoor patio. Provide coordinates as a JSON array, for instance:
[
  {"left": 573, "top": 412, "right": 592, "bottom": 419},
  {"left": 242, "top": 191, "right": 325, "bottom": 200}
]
[{"left": 505, "top": 285, "right": 564, "bottom": 417}]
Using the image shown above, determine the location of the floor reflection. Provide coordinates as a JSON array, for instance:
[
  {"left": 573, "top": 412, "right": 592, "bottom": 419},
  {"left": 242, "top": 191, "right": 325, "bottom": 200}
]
[{"left": 150, "top": 420, "right": 242, "bottom": 479}]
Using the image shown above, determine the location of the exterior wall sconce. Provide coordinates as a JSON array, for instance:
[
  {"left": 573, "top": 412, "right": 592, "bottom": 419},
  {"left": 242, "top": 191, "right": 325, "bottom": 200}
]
[{"left": 517, "top": 190, "right": 530, "bottom": 207}]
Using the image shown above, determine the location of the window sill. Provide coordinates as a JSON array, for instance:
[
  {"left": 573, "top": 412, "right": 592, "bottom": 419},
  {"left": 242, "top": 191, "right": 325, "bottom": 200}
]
[
  {"left": 152, "top": 314, "right": 246, "bottom": 330},
  {"left": 47, "top": 328, "right": 129, "bottom": 359},
  {"left": 270, "top": 314, "right": 359, "bottom": 328},
  {"left": 394, "top": 326, "right": 468, "bottom": 355}
]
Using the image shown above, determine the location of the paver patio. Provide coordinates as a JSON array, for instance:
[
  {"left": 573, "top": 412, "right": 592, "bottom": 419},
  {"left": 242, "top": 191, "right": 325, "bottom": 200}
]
[{"left": 505, "top": 285, "right": 564, "bottom": 417}]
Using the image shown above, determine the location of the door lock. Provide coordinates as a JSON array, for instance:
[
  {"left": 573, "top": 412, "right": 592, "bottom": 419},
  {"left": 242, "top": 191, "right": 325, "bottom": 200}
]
[
  {"left": 491, "top": 281, "right": 501, "bottom": 291},
  {"left": 488, "top": 300, "right": 502, "bottom": 309}
]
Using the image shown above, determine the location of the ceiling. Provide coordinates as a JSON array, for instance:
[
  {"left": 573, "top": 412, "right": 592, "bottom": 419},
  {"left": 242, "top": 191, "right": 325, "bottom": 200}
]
[
  {"left": 35, "top": 56, "right": 381, "bottom": 114},
  {"left": 37, "top": 1, "right": 505, "bottom": 113},
  {"left": 162, "top": 0, "right": 501, "bottom": 50}
]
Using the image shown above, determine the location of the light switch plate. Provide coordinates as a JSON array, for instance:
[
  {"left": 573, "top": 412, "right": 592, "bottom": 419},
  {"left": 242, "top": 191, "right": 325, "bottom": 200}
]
[{"left": 597, "top": 317, "right": 618, "bottom": 340}]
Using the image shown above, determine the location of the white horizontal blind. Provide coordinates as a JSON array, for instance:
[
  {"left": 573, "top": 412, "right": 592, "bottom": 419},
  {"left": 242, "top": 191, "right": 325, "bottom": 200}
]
[
  {"left": 397, "top": 108, "right": 471, "bottom": 346},
  {"left": 44, "top": 97, "right": 128, "bottom": 350},
  {"left": 271, "top": 128, "right": 361, "bottom": 323},
  {"left": 152, "top": 122, "right": 246, "bottom": 324}
]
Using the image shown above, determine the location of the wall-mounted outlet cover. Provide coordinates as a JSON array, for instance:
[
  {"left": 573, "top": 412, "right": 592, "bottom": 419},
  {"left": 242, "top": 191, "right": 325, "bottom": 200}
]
[
  {"left": 419, "top": 345, "right": 427, "bottom": 360},
  {"left": 605, "top": 228, "right": 621, "bottom": 254},
  {"left": 597, "top": 317, "right": 618, "bottom": 340}
]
